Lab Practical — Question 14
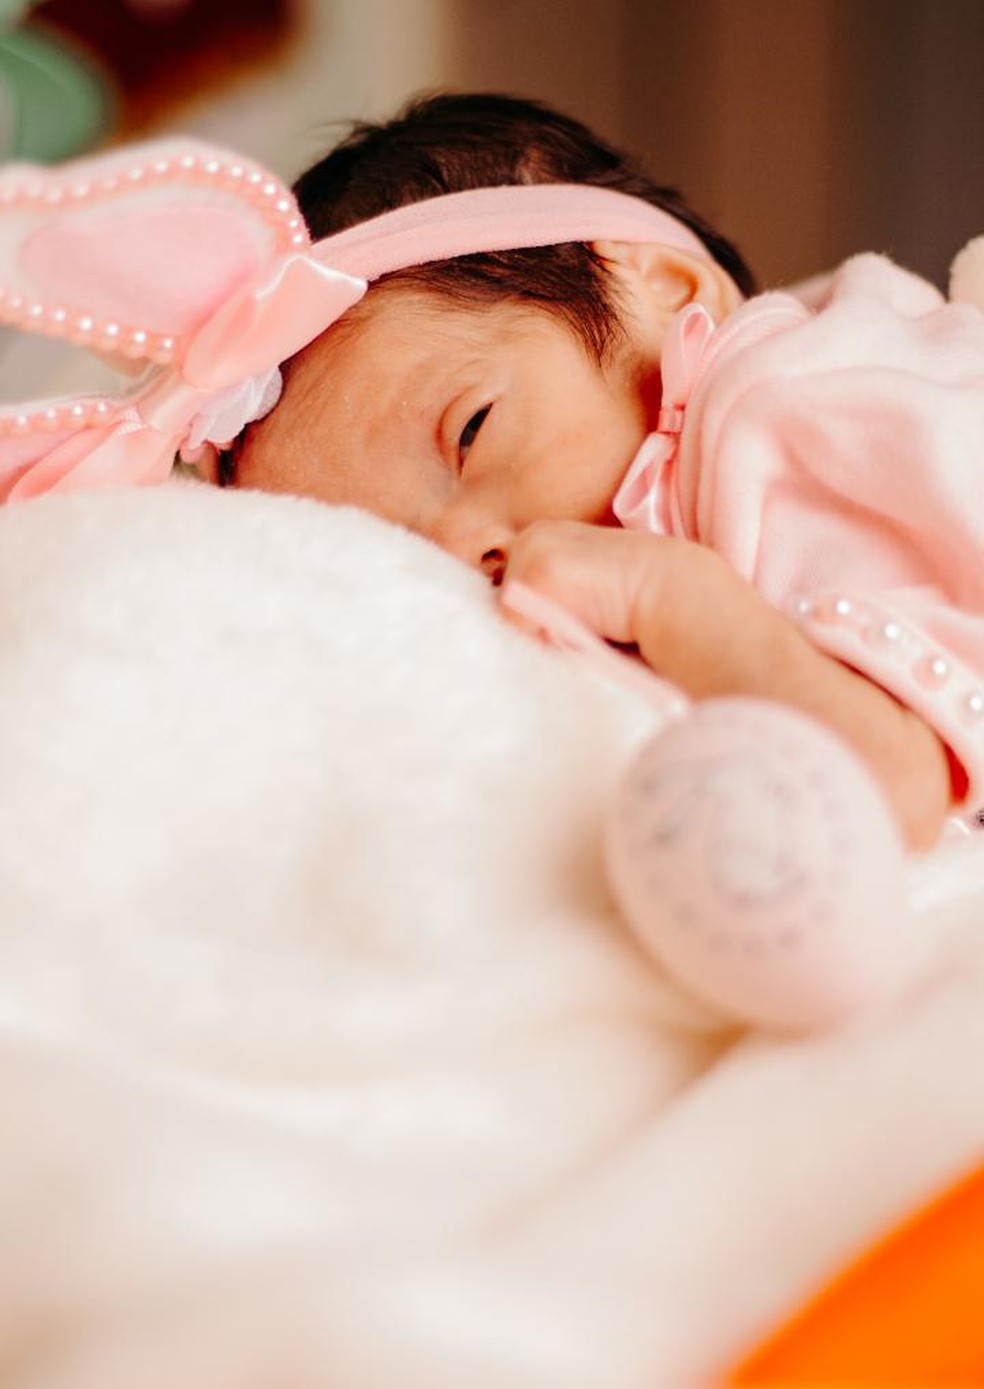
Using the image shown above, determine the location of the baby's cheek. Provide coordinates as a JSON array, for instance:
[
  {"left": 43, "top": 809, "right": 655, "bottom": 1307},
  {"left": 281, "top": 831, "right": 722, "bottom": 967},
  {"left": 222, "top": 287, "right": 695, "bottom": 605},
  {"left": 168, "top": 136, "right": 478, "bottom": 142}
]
[
  {"left": 235, "top": 418, "right": 293, "bottom": 492},
  {"left": 520, "top": 407, "right": 639, "bottom": 526}
]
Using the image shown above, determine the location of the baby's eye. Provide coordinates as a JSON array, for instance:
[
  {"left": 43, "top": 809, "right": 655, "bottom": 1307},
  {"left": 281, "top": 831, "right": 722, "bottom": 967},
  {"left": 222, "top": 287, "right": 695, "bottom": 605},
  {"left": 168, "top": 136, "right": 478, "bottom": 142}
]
[{"left": 458, "top": 405, "right": 492, "bottom": 465}]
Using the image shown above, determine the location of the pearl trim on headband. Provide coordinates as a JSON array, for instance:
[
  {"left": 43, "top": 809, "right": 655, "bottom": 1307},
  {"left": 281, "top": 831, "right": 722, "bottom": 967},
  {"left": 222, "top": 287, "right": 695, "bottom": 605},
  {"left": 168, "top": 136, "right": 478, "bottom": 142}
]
[
  {"left": 0, "top": 151, "right": 307, "bottom": 366},
  {"left": 0, "top": 398, "right": 114, "bottom": 438}
]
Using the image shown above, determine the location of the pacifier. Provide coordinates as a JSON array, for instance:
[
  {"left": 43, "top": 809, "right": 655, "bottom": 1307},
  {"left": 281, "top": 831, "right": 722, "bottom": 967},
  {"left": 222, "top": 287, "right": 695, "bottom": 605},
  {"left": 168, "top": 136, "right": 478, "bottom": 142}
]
[{"left": 501, "top": 581, "right": 908, "bottom": 1032}]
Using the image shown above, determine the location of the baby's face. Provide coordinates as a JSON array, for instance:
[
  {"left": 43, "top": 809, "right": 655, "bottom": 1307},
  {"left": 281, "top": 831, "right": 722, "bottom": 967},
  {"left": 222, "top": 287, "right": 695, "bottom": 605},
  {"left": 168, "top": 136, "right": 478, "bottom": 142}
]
[{"left": 236, "top": 289, "right": 654, "bottom": 577}]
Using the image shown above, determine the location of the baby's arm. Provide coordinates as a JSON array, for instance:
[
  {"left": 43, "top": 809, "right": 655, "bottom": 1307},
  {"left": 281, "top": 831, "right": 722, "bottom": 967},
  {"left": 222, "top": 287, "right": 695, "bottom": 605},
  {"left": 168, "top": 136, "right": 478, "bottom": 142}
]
[{"left": 501, "top": 521, "right": 951, "bottom": 852}]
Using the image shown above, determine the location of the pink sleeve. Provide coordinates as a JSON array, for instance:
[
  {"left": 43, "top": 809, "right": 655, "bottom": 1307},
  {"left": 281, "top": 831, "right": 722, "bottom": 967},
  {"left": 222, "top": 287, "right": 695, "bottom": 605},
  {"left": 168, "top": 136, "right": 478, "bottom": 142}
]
[
  {"left": 788, "top": 589, "right": 984, "bottom": 805},
  {"left": 690, "top": 277, "right": 984, "bottom": 807},
  {"left": 786, "top": 251, "right": 946, "bottom": 315}
]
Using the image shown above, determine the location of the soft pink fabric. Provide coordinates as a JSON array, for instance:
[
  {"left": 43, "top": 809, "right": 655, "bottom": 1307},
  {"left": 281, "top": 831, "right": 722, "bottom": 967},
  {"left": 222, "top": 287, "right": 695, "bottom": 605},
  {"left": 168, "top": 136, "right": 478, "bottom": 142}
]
[
  {"left": 316, "top": 182, "right": 712, "bottom": 279},
  {"left": 21, "top": 206, "right": 267, "bottom": 333},
  {"left": 9, "top": 417, "right": 170, "bottom": 501},
  {"left": 181, "top": 255, "right": 366, "bottom": 389},
  {"left": 613, "top": 253, "right": 984, "bottom": 805}
]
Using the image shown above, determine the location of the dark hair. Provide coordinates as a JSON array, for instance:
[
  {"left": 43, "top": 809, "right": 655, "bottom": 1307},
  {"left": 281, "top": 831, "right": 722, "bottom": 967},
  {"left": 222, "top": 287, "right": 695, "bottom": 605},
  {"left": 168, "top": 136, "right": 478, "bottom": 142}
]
[{"left": 292, "top": 91, "right": 757, "bottom": 365}]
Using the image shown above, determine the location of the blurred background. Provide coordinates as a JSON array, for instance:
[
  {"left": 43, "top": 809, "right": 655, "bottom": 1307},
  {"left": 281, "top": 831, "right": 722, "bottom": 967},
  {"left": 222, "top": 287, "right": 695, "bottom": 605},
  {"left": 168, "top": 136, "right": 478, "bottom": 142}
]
[{"left": 1, "top": 0, "right": 982, "bottom": 287}]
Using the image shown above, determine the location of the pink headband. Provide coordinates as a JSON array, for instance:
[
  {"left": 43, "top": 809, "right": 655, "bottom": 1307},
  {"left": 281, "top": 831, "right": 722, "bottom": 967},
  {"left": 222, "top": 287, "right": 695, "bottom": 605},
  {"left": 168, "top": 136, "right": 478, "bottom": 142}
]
[{"left": 0, "top": 138, "right": 713, "bottom": 503}]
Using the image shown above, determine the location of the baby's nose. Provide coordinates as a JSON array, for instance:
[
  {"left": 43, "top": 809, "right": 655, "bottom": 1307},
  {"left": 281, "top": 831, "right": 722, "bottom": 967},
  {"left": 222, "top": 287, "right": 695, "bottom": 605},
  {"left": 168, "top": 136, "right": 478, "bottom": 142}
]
[{"left": 430, "top": 505, "right": 515, "bottom": 583}]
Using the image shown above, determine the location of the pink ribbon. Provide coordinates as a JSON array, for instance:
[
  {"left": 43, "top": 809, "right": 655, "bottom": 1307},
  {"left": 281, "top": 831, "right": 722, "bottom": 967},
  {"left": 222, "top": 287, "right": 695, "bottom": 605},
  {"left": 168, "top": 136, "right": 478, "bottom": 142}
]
[
  {"left": 8, "top": 411, "right": 173, "bottom": 502},
  {"left": 612, "top": 303, "right": 717, "bottom": 534}
]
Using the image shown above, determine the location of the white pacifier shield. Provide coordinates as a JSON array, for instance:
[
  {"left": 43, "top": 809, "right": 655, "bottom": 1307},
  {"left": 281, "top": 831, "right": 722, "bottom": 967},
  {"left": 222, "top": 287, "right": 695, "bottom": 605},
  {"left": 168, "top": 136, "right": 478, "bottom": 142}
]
[{"left": 605, "top": 698, "right": 907, "bottom": 1030}]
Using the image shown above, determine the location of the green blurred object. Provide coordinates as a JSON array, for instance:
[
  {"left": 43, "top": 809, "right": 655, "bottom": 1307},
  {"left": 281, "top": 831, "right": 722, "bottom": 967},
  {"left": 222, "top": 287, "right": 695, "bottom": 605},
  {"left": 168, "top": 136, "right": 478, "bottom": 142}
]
[
  {"left": 0, "top": 24, "right": 111, "bottom": 160},
  {"left": 0, "top": 1, "right": 32, "bottom": 28}
]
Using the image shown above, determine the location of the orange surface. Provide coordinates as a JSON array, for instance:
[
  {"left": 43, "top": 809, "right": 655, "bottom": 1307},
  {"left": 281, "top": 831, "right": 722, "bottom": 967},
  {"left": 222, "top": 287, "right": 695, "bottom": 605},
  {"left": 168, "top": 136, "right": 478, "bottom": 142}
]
[{"left": 729, "top": 1163, "right": 984, "bottom": 1386}]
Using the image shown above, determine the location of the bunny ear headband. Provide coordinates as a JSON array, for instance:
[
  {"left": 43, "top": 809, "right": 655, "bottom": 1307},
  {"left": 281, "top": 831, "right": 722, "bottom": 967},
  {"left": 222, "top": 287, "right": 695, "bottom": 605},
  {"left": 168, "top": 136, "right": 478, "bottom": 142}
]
[{"left": 0, "top": 137, "right": 712, "bottom": 504}]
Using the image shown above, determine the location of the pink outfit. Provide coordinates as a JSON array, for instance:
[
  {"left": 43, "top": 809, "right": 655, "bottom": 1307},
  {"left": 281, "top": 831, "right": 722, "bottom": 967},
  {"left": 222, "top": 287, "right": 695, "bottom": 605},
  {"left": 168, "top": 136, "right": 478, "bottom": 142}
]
[{"left": 613, "top": 255, "right": 984, "bottom": 806}]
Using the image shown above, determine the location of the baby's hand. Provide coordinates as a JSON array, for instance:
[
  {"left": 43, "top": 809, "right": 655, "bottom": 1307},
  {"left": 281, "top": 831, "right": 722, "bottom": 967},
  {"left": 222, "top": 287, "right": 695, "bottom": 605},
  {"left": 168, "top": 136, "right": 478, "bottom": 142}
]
[
  {"left": 499, "top": 520, "right": 784, "bottom": 700},
  {"left": 500, "top": 521, "right": 952, "bottom": 850}
]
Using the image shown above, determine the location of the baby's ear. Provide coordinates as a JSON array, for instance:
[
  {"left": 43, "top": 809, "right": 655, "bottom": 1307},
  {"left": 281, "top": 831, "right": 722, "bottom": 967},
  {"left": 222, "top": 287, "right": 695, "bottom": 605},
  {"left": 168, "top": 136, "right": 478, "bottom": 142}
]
[{"left": 594, "top": 239, "right": 742, "bottom": 331}]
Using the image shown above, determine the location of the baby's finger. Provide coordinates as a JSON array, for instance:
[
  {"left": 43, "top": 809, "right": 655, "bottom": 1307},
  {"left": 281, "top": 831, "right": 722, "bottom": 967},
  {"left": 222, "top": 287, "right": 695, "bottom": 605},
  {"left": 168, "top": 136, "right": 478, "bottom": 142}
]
[
  {"left": 499, "top": 577, "right": 688, "bottom": 710},
  {"left": 501, "top": 521, "right": 655, "bottom": 645},
  {"left": 499, "top": 578, "right": 607, "bottom": 652}
]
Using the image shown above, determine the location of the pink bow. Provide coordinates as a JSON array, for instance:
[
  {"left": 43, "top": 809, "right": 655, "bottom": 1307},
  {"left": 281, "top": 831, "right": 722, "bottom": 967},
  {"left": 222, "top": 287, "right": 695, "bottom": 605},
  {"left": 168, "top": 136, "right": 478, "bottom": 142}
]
[
  {"left": 612, "top": 302, "right": 717, "bottom": 534},
  {"left": 0, "top": 144, "right": 368, "bottom": 502}
]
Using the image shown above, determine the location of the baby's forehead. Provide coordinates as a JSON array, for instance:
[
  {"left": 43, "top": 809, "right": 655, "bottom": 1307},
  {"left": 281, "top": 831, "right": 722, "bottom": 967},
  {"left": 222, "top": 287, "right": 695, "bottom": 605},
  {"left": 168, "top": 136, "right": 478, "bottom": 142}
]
[
  {"left": 287, "top": 282, "right": 557, "bottom": 391},
  {"left": 331, "top": 278, "right": 544, "bottom": 340},
  {"left": 273, "top": 287, "right": 481, "bottom": 438}
]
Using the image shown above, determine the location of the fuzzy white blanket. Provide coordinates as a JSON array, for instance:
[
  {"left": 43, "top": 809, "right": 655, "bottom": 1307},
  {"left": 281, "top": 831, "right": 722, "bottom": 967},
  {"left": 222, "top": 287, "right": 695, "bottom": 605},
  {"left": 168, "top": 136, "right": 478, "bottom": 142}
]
[{"left": 1, "top": 482, "right": 982, "bottom": 1387}]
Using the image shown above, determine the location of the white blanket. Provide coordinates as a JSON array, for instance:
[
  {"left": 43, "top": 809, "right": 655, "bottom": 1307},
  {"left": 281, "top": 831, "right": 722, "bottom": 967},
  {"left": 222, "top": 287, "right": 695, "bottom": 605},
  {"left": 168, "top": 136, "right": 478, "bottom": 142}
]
[{"left": 1, "top": 482, "right": 982, "bottom": 1387}]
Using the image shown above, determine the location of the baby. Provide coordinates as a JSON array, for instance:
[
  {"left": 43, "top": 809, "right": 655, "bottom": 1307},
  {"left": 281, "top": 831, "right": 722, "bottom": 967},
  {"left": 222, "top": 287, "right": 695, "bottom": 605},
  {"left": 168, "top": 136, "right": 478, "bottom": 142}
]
[
  {"left": 3, "top": 92, "right": 982, "bottom": 857},
  {"left": 215, "top": 92, "right": 984, "bottom": 852}
]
